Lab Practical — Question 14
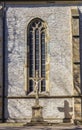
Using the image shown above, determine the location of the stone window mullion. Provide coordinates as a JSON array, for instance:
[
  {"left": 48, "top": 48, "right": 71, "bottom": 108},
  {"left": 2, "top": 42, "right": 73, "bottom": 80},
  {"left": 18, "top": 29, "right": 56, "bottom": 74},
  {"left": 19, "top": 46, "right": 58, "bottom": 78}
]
[{"left": 39, "top": 29, "right": 41, "bottom": 92}]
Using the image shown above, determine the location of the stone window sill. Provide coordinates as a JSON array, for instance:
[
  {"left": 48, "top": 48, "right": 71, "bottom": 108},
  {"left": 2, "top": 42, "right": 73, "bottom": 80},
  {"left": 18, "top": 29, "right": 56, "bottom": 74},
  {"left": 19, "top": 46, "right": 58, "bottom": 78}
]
[{"left": 27, "top": 91, "right": 49, "bottom": 97}]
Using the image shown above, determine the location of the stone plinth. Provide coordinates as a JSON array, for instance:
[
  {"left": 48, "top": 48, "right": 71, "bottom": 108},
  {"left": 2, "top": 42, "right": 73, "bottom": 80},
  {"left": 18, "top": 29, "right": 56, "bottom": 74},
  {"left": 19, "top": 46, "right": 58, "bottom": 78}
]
[
  {"left": 31, "top": 105, "right": 44, "bottom": 122},
  {"left": 24, "top": 104, "right": 46, "bottom": 126}
]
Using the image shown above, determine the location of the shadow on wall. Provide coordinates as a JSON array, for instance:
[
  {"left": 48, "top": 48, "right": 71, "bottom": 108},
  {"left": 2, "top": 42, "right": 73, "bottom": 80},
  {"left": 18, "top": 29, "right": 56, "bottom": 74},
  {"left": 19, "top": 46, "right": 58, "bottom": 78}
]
[
  {"left": 58, "top": 100, "right": 73, "bottom": 123},
  {"left": 80, "top": 10, "right": 82, "bottom": 96},
  {"left": 4, "top": 6, "right": 9, "bottom": 122}
]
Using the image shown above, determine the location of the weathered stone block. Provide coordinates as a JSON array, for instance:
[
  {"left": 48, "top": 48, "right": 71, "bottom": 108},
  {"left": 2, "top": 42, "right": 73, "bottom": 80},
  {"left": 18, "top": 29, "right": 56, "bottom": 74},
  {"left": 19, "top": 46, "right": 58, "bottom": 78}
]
[
  {"left": 73, "top": 38, "right": 80, "bottom": 62},
  {"left": 73, "top": 64, "right": 81, "bottom": 95},
  {"left": 74, "top": 111, "right": 81, "bottom": 119},
  {"left": 74, "top": 98, "right": 81, "bottom": 119},
  {"left": 31, "top": 105, "right": 43, "bottom": 122},
  {"left": 72, "top": 18, "right": 79, "bottom": 36},
  {"left": 74, "top": 98, "right": 81, "bottom": 104},
  {"left": 71, "top": 9, "right": 79, "bottom": 17}
]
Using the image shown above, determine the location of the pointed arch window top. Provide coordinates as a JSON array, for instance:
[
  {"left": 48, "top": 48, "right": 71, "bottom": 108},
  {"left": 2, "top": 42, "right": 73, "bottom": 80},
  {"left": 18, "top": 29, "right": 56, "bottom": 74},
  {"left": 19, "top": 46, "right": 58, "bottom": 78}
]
[{"left": 28, "top": 18, "right": 46, "bottom": 32}]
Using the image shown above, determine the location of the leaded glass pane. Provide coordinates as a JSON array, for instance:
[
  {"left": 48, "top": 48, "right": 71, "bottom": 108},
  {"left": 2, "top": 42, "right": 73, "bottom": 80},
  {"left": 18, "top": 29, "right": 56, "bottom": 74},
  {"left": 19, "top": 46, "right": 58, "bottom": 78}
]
[
  {"left": 29, "top": 31, "right": 33, "bottom": 77},
  {"left": 35, "top": 29, "right": 39, "bottom": 71},
  {"left": 41, "top": 32, "right": 45, "bottom": 91},
  {"left": 41, "top": 79, "right": 45, "bottom": 91},
  {"left": 29, "top": 80, "right": 33, "bottom": 92},
  {"left": 29, "top": 31, "right": 34, "bottom": 91},
  {"left": 41, "top": 32, "right": 45, "bottom": 77}
]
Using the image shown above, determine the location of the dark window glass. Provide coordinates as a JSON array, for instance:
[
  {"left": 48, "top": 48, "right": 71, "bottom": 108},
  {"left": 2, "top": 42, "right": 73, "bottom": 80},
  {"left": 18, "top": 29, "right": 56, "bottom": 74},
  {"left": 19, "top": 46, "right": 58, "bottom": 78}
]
[{"left": 35, "top": 29, "right": 39, "bottom": 71}]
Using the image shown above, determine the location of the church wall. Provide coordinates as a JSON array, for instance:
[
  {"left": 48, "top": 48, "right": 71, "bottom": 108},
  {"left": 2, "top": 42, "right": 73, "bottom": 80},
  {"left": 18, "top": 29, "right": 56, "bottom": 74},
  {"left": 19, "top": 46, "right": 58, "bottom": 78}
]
[
  {"left": 5, "top": 4, "right": 73, "bottom": 96},
  {"left": 4, "top": 98, "right": 73, "bottom": 123},
  {"left": 4, "top": 3, "right": 77, "bottom": 122}
]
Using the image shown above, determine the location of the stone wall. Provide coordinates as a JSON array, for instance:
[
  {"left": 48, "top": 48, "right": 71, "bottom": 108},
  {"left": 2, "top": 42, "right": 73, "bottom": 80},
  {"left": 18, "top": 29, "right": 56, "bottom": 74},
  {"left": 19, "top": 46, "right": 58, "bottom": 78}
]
[{"left": 4, "top": 3, "right": 81, "bottom": 122}]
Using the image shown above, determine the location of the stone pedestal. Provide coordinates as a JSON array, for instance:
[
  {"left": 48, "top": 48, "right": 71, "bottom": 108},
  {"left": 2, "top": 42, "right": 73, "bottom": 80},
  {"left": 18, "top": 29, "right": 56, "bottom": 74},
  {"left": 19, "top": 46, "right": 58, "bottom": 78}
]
[
  {"left": 31, "top": 105, "right": 44, "bottom": 122},
  {"left": 24, "top": 104, "right": 49, "bottom": 126}
]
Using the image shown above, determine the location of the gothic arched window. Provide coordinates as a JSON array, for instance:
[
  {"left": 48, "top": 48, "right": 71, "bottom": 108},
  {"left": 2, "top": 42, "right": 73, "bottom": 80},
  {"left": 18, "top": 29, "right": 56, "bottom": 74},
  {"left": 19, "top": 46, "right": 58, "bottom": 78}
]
[{"left": 27, "top": 18, "right": 47, "bottom": 93}]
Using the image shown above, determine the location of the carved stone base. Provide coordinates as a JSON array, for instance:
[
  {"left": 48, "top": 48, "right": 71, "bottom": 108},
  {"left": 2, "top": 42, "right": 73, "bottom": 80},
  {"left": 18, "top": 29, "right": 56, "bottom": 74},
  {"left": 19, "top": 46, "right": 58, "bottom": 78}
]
[
  {"left": 31, "top": 105, "right": 44, "bottom": 122},
  {"left": 24, "top": 105, "right": 50, "bottom": 126}
]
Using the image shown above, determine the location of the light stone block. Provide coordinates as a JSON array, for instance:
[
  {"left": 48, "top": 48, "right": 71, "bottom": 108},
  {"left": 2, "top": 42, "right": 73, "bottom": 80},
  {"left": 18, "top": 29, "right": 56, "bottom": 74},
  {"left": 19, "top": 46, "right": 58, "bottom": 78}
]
[
  {"left": 73, "top": 64, "right": 81, "bottom": 95},
  {"left": 71, "top": 9, "right": 79, "bottom": 17},
  {"left": 72, "top": 18, "right": 79, "bottom": 36},
  {"left": 73, "top": 38, "right": 80, "bottom": 62},
  {"left": 74, "top": 98, "right": 81, "bottom": 119}
]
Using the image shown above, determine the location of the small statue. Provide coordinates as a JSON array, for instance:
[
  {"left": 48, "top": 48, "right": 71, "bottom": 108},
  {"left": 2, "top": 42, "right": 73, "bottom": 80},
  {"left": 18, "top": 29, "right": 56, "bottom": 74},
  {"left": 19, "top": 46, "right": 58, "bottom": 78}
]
[{"left": 29, "top": 71, "right": 44, "bottom": 106}]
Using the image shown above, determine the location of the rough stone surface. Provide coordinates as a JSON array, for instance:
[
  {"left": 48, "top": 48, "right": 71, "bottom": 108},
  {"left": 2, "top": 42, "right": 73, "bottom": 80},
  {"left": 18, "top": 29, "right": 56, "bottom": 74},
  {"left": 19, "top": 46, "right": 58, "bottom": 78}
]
[
  {"left": 4, "top": 4, "right": 73, "bottom": 122},
  {"left": 74, "top": 98, "right": 81, "bottom": 119},
  {"left": 72, "top": 18, "right": 79, "bottom": 36},
  {"left": 5, "top": 98, "right": 73, "bottom": 123},
  {"left": 4, "top": 4, "right": 82, "bottom": 123},
  {"left": 73, "top": 38, "right": 80, "bottom": 63},
  {"left": 73, "top": 64, "right": 80, "bottom": 95},
  {"left": 72, "top": 7, "right": 81, "bottom": 120},
  {"left": 5, "top": 4, "right": 72, "bottom": 96}
]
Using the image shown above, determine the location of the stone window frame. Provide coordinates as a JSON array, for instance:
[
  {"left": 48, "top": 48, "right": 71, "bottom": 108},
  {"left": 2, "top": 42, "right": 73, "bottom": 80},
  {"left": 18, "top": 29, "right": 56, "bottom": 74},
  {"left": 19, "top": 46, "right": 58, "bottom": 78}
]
[{"left": 24, "top": 17, "right": 50, "bottom": 95}]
